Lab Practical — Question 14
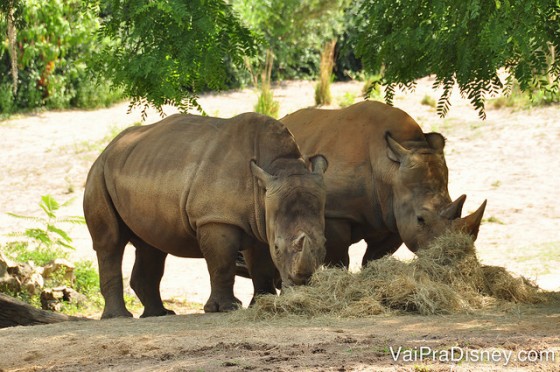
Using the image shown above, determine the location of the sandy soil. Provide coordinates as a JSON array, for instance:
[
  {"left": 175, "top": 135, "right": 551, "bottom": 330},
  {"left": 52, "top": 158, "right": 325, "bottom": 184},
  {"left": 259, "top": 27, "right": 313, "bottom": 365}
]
[{"left": 0, "top": 78, "right": 559, "bottom": 371}]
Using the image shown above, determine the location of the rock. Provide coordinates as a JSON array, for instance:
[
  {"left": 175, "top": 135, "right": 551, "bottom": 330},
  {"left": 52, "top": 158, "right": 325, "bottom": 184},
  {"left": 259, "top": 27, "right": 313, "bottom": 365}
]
[
  {"left": 0, "top": 274, "right": 20, "bottom": 293},
  {"left": 0, "top": 252, "right": 21, "bottom": 292},
  {"left": 62, "top": 287, "right": 87, "bottom": 305},
  {"left": 42, "top": 258, "right": 75, "bottom": 284},
  {"left": 22, "top": 271, "right": 45, "bottom": 295},
  {"left": 0, "top": 251, "right": 15, "bottom": 276},
  {"left": 40, "top": 286, "right": 87, "bottom": 311},
  {"left": 41, "top": 288, "right": 65, "bottom": 311}
]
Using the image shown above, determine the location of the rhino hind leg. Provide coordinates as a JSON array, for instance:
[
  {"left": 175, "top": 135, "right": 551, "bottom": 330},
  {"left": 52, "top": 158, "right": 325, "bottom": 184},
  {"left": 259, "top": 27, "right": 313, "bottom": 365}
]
[
  {"left": 198, "top": 223, "right": 243, "bottom": 312},
  {"left": 362, "top": 234, "right": 403, "bottom": 266},
  {"left": 97, "top": 243, "right": 133, "bottom": 319},
  {"left": 129, "top": 238, "right": 175, "bottom": 318},
  {"left": 242, "top": 244, "right": 278, "bottom": 305},
  {"left": 84, "top": 168, "right": 133, "bottom": 319}
]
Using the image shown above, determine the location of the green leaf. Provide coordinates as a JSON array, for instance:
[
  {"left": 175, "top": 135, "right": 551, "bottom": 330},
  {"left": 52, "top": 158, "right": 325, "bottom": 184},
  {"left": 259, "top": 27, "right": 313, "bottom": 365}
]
[
  {"left": 40, "top": 194, "right": 60, "bottom": 218},
  {"left": 47, "top": 224, "right": 72, "bottom": 243}
]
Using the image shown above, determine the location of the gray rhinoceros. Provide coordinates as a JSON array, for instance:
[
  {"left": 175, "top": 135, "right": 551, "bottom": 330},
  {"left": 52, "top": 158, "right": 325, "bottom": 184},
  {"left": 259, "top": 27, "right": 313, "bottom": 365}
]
[
  {"left": 83, "top": 113, "right": 328, "bottom": 319},
  {"left": 279, "top": 100, "right": 486, "bottom": 267}
]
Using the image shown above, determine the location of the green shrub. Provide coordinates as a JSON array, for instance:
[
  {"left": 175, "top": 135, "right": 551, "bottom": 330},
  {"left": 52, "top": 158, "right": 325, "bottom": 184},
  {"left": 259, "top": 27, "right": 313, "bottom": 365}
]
[
  {"left": 0, "top": 83, "right": 14, "bottom": 115},
  {"left": 74, "top": 260, "right": 100, "bottom": 296},
  {"left": 8, "top": 195, "right": 85, "bottom": 258},
  {"left": 0, "top": 0, "right": 123, "bottom": 114},
  {"left": 3, "top": 195, "right": 105, "bottom": 315},
  {"left": 314, "top": 40, "right": 336, "bottom": 106},
  {"left": 362, "top": 75, "right": 384, "bottom": 101},
  {"left": 421, "top": 94, "right": 436, "bottom": 108},
  {"left": 491, "top": 80, "right": 560, "bottom": 110},
  {"left": 337, "top": 92, "right": 356, "bottom": 108},
  {"left": 255, "top": 84, "right": 279, "bottom": 119}
]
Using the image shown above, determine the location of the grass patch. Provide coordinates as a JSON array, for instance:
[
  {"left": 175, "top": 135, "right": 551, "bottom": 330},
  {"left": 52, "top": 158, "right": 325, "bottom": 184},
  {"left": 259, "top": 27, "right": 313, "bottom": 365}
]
[
  {"left": 235, "top": 232, "right": 545, "bottom": 320},
  {"left": 420, "top": 94, "right": 436, "bottom": 108},
  {"left": 490, "top": 82, "right": 560, "bottom": 111},
  {"left": 337, "top": 92, "right": 357, "bottom": 108},
  {"left": 483, "top": 216, "right": 505, "bottom": 225}
]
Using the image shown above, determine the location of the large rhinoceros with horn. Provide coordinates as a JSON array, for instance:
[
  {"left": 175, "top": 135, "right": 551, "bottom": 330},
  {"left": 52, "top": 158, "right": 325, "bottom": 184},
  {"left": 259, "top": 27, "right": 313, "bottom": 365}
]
[
  {"left": 83, "top": 113, "right": 328, "bottom": 319},
  {"left": 279, "top": 100, "right": 486, "bottom": 267}
]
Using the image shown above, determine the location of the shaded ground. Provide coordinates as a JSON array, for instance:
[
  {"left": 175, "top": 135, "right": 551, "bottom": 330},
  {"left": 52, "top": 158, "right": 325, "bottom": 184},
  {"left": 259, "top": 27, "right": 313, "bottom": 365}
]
[
  {"left": 0, "top": 79, "right": 559, "bottom": 371},
  {"left": 1, "top": 301, "right": 559, "bottom": 371}
]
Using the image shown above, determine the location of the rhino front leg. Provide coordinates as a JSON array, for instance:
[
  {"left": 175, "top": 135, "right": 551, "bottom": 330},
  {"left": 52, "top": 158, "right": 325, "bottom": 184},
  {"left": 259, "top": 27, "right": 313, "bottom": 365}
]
[
  {"left": 130, "top": 238, "right": 176, "bottom": 318},
  {"left": 362, "top": 234, "right": 403, "bottom": 266},
  {"left": 198, "top": 223, "right": 242, "bottom": 312},
  {"left": 242, "top": 243, "right": 278, "bottom": 305},
  {"left": 323, "top": 219, "right": 352, "bottom": 268}
]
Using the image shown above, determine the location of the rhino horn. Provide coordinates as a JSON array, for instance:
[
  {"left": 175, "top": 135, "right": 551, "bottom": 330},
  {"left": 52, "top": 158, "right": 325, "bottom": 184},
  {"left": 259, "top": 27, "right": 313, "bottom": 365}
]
[
  {"left": 295, "top": 233, "right": 315, "bottom": 273},
  {"left": 440, "top": 194, "right": 467, "bottom": 220},
  {"left": 386, "top": 133, "right": 411, "bottom": 163},
  {"left": 455, "top": 200, "right": 487, "bottom": 240}
]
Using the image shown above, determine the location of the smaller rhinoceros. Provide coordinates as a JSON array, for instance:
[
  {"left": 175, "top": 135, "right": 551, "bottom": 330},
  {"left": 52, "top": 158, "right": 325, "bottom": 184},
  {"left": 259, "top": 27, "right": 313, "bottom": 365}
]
[{"left": 83, "top": 113, "right": 328, "bottom": 319}]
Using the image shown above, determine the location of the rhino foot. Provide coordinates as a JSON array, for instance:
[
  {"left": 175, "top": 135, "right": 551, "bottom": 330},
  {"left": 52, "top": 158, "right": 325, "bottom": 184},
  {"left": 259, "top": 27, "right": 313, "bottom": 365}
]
[
  {"left": 140, "top": 308, "right": 176, "bottom": 318},
  {"left": 204, "top": 297, "right": 242, "bottom": 313},
  {"left": 101, "top": 308, "right": 134, "bottom": 319}
]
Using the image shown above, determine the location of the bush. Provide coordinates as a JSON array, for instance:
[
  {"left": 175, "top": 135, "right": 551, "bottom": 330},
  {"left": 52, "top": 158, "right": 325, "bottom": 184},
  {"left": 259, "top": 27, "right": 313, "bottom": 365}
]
[
  {"left": 491, "top": 80, "right": 560, "bottom": 110},
  {"left": 0, "top": 83, "right": 14, "bottom": 115},
  {"left": 255, "top": 84, "right": 279, "bottom": 119},
  {"left": 421, "top": 94, "right": 436, "bottom": 108},
  {"left": 0, "top": 0, "right": 123, "bottom": 114},
  {"left": 337, "top": 92, "right": 356, "bottom": 108},
  {"left": 362, "top": 75, "right": 384, "bottom": 101},
  {"left": 2, "top": 194, "right": 104, "bottom": 315}
]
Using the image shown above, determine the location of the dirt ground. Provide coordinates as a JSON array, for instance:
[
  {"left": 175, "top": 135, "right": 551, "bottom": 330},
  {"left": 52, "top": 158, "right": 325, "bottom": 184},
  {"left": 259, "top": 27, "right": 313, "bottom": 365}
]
[{"left": 0, "top": 78, "right": 559, "bottom": 371}]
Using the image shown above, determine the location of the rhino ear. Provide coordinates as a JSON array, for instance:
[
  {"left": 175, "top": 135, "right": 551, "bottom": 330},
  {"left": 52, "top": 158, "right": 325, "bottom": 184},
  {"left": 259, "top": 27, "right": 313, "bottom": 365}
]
[
  {"left": 385, "top": 133, "right": 410, "bottom": 163},
  {"left": 250, "top": 160, "right": 276, "bottom": 189},
  {"left": 309, "top": 154, "right": 328, "bottom": 175},
  {"left": 425, "top": 132, "right": 446, "bottom": 153}
]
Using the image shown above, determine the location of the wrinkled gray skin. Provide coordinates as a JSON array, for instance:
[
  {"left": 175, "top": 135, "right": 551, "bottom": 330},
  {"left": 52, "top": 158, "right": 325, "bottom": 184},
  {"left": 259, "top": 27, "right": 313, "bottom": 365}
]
[
  {"left": 83, "top": 113, "right": 327, "bottom": 319},
  {"left": 279, "top": 101, "right": 486, "bottom": 268}
]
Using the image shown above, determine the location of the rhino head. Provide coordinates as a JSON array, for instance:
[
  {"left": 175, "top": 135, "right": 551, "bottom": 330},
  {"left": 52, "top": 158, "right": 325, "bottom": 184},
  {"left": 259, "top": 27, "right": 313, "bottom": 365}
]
[
  {"left": 386, "top": 132, "right": 486, "bottom": 252},
  {"left": 251, "top": 155, "right": 328, "bottom": 287}
]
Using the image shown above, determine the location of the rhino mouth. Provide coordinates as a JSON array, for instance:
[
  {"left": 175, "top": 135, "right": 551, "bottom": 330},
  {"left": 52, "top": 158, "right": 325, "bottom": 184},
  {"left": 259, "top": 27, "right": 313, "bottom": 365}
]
[{"left": 286, "top": 273, "right": 313, "bottom": 286}]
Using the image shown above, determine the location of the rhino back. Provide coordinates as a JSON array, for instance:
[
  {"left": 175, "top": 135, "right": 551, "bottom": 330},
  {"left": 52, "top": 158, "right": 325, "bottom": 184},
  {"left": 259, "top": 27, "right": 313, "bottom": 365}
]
[
  {"left": 281, "top": 101, "right": 425, "bottom": 225},
  {"left": 98, "top": 113, "right": 290, "bottom": 255}
]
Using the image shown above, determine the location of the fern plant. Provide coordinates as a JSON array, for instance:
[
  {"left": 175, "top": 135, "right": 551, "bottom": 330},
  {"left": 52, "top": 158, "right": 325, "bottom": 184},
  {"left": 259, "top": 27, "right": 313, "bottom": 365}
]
[{"left": 6, "top": 195, "right": 85, "bottom": 264}]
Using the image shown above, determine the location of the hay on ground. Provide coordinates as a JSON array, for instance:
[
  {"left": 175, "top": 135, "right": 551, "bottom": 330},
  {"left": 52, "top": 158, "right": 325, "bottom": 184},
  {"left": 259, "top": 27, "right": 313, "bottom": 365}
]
[{"left": 241, "top": 231, "right": 545, "bottom": 319}]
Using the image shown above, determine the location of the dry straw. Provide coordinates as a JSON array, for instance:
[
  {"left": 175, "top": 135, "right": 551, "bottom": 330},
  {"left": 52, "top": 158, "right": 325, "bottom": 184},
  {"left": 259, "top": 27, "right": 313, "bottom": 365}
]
[{"left": 240, "top": 231, "right": 544, "bottom": 319}]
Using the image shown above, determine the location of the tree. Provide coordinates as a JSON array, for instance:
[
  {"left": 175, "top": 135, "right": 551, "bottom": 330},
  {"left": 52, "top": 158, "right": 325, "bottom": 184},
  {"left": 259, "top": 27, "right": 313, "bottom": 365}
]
[
  {"left": 233, "top": 0, "right": 348, "bottom": 79},
  {"left": 0, "top": 0, "right": 20, "bottom": 96},
  {"left": 355, "top": 0, "right": 560, "bottom": 118},
  {"left": 90, "top": 0, "right": 257, "bottom": 117}
]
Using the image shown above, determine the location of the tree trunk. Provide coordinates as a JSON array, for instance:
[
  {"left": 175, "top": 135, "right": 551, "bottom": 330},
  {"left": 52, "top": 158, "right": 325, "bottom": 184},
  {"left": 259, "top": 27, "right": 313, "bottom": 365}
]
[
  {"left": 7, "top": 0, "right": 18, "bottom": 95},
  {"left": 0, "top": 293, "right": 90, "bottom": 328}
]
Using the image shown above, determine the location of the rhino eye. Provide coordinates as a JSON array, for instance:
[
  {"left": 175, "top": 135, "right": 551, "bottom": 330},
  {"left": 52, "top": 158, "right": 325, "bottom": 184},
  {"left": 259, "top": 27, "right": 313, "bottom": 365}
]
[{"left": 417, "top": 216, "right": 426, "bottom": 226}]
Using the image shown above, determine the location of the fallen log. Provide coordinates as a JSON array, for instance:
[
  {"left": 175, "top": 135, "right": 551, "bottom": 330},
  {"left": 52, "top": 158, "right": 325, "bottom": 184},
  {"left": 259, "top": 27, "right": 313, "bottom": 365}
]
[{"left": 0, "top": 293, "right": 90, "bottom": 328}]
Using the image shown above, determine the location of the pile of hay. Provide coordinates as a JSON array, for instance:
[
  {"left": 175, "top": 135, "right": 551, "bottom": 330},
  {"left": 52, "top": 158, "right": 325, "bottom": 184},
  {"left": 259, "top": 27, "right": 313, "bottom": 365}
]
[{"left": 243, "top": 232, "right": 544, "bottom": 319}]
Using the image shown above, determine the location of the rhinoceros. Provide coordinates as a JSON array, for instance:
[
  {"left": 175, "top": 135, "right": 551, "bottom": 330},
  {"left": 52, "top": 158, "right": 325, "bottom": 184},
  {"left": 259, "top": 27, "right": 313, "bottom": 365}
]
[
  {"left": 278, "top": 100, "right": 486, "bottom": 267},
  {"left": 83, "top": 113, "right": 328, "bottom": 319}
]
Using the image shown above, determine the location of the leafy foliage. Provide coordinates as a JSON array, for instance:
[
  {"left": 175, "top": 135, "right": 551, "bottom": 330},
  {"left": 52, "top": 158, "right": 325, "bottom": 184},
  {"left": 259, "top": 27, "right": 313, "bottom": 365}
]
[
  {"left": 0, "top": 0, "right": 122, "bottom": 112},
  {"left": 6, "top": 195, "right": 85, "bottom": 265},
  {"left": 233, "top": 0, "right": 349, "bottom": 80},
  {"left": 90, "top": 0, "right": 257, "bottom": 117},
  {"left": 356, "top": 0, "right": 560, "bottom": 118}
]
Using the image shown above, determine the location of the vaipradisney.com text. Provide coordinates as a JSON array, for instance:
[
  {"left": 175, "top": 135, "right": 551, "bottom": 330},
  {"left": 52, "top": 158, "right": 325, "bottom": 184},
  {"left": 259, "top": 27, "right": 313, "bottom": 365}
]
[{"left": 390, "top": 346, "right": 556, "bottom": 366}]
